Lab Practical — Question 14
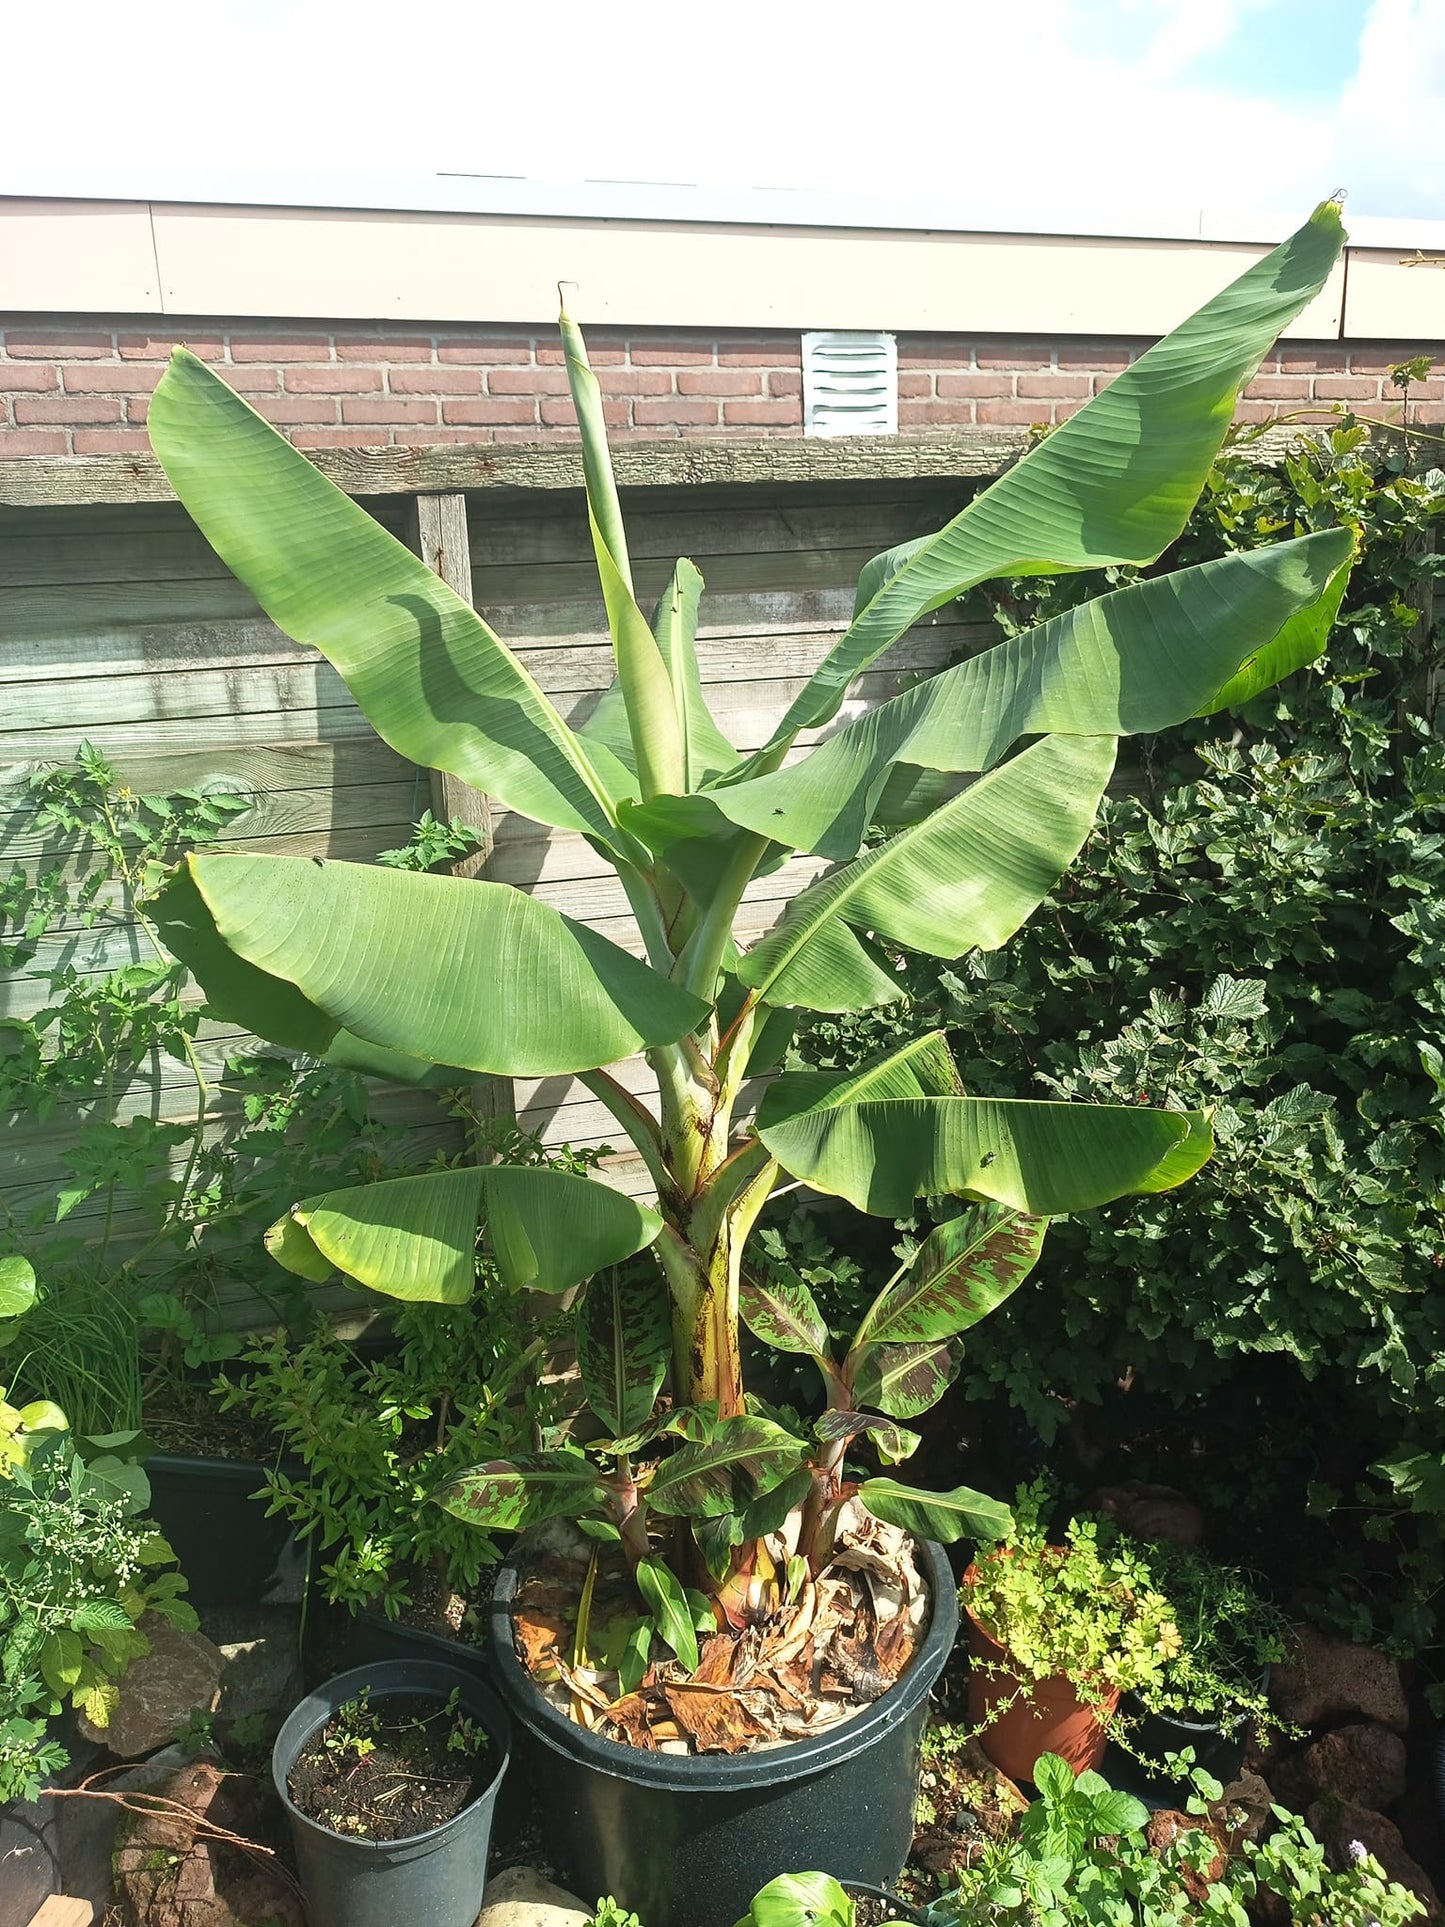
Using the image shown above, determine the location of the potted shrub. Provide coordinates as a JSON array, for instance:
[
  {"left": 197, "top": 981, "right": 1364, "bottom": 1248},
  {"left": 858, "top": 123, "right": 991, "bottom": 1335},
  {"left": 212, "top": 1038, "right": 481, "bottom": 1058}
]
[
  {"left": 1100, "top": 1533, "right": 1290, "bottom": 1803},
  {"left": 216, "top": 1244, "right": 565, "bottom": 1671},
  {"left": 145, "top": 203, "right": 1353, "bottom": 1927},
  {"left": 962, "top": 1488, "right": 1182, "bottom": 1782},
  {"left": 271, "top": 1655, "right": 511, "bottom": 1927},
  {"left": 0, "top": 1257, "right": 198, "bottom": 1916}
]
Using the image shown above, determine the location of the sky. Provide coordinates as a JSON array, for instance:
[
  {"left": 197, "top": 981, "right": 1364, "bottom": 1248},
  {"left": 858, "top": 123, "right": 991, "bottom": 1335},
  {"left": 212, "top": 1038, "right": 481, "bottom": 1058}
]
[{"left": 3, "top": 0, "right": 1443, "bottom": 230}]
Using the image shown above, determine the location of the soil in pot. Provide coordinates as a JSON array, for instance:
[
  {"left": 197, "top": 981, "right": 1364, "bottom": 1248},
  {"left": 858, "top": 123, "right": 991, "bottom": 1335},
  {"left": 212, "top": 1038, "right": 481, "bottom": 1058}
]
[
  {"left": 842, "top": 1883, "right": 930, "bottom": 1926},
  {"left": 286, "top": 1687, "right": 492, "bottom": 1841}
]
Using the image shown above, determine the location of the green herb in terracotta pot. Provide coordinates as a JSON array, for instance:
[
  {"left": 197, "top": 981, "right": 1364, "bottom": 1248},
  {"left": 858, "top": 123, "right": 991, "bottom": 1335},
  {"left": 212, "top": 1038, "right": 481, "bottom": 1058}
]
[{"left": 962, "top": 1482, "right": 1182, "bottom": 1781}]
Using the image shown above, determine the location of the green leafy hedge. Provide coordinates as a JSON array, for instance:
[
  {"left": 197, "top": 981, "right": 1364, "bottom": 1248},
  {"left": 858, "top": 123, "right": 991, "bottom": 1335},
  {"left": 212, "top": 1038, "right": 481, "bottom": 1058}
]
[{"left": 792, "top": 417, "right": 1445, "bottom": 1645}]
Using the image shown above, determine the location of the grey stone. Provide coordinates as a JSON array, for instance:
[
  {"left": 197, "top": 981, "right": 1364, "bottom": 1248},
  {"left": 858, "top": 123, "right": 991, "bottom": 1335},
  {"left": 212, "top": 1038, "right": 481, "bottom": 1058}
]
[
  {"left": 76, "top": 1615, "right": 223, "bottom": 1757},
  {"left": 200, "top": 1603, "right": 302, "bottom": 1733},
  {"left": 476, "top": 1864, "right": 594, "bottom": 1927}
]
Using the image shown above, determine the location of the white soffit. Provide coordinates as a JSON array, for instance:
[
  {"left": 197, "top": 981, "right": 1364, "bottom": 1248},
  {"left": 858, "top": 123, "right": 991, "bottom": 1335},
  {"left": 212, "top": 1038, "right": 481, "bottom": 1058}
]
[{"left": 8, "top": 192, "right": 1441, "bottom": 339}]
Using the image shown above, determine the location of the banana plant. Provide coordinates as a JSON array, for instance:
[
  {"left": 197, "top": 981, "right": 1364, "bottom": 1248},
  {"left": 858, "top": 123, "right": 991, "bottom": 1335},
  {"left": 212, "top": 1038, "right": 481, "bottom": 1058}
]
[{"left": 145, "top": 204, "right": 1354, "bottom": 1612}]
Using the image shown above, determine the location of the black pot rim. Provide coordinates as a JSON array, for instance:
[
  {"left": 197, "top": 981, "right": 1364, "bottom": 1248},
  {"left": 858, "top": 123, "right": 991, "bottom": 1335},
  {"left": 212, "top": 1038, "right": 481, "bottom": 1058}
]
[
  {"left": 488, "top": 1537, "right": 958, "bottom": 1791},
  {"left": 1122, "top": 1663, "right": 1270, "bottom": 1736},
  {"left": 271, "top": 1658, "right": 512, "bottom": 1854}
]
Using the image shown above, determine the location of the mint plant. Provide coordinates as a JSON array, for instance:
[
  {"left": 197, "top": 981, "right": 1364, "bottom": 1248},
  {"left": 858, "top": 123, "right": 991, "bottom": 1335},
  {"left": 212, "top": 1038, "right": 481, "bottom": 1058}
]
[{"left": 933, "top": 1755, "right": 1426, "bottom": 1925}]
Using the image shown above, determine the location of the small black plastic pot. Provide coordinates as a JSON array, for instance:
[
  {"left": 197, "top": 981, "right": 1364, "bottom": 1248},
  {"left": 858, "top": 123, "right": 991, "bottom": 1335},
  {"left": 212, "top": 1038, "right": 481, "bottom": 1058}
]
[
  {"left": 1103, "top": 1687, "right": 1259, "bottom": 1809},
  {"left": 489, "top": 1539, "right": 959, "bottom": 1927},
  {"left": 144, "top": 1454, "right": 306, "bottom": 1607},
  {"left": 341, "top": 1605, "right": 492, "bottom": 1683},
  {"left": 839, "top": 1882, "right": 931, "bottom": 1925},
  {"left": 271, "top": 1657, "right": 511, "bottom": 1927}
]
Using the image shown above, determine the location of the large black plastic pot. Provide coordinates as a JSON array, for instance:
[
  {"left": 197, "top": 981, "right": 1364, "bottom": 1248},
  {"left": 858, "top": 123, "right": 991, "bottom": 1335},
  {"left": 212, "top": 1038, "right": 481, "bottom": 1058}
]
[
  {"left": 340, "top": 1604, "right": 492, "bottom": 1683},
  {"left": 489, "top": 1540, "right": 959, "bottom": 1927},
  {"left": 144, "top": 1454, "right": 306, "bottom": 1607},
  {"left": 271, "top": 1657, "right": 511, "bottom": 1927}
]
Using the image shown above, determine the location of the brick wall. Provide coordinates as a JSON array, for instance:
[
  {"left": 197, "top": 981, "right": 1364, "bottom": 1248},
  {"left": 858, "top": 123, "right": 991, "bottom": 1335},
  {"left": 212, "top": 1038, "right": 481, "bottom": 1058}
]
[{"left": 2, "top": 318, "right": 1442, "bottom": 456}]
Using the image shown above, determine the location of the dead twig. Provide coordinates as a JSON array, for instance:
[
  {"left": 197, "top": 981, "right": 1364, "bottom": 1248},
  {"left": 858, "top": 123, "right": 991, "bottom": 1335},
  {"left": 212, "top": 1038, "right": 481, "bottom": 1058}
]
[{"left": 42, "top": 1768, "right": 305, "bottom": 1901}]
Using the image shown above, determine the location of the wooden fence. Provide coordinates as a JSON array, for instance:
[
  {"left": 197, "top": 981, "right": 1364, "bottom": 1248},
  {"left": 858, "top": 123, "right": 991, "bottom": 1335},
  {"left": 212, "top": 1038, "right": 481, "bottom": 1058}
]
[{"left": 0, "top": 456, "right": 993, "bottom": 1319}]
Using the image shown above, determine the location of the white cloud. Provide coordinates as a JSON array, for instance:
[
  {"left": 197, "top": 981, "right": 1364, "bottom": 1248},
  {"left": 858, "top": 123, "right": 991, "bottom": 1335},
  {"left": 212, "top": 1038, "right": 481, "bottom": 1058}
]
[
  {"left": 0, "top": 0, "right": 1434, "bottom": 228},
  {"left": 1327, "top": 0, "right": 1445, "bottom": 214}
]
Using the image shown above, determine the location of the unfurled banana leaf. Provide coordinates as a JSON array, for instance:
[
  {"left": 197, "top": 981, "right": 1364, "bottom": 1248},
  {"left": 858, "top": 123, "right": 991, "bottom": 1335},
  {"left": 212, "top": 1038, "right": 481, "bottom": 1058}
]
[
  {"left": 738, "top": 1265, "right": 830, "bottom": 1358},
  {"left": 147, "top": 349, "right": 632, "bottom": 846},
  {"left": 849, "top": 1340, "right": 960, "bottom": 1420},
  {"left": 755, "top": 201, "right": 1345, "bottom": 747},
  {"left": 576, "top": 1267, "right": 673, "bottom": 1439},
  {"left": 757, "top": 1034, "right": 1212, "bottom": 1217},
  {"left": 860, "top": 1478, "right": 1014, "bottom": 1543},
  {"left": 636, "top": 1557, "right": 701, "bottom": 1671},
  {"left": 153, "top": 853, "right": 710, "bottom": 1077},
  {"left": 266, "top": 1165, "right": 663, "bottom": 1302},
  {"left": 646, "top": 1415, "right": 809, "bottom": 1518},
  {"left": 850, "top": 1203, "right": 1048, "bottom": 1351},
  {"left": 813, "top": 1408, "right": 921, "bottom": 1464},
  {"left": 739, "top": 734, "right": 1116, "bottom": 1010},
  {"left": 439, "top": 1451, "right": 613, "bottom": 1532},
  {"left": 711, "top": 527, "right": 1354, "bottom": 857}
]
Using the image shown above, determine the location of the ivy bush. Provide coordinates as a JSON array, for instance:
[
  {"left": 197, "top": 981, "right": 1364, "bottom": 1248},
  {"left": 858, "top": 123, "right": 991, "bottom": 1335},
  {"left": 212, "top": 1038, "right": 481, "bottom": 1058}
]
[{"left": 792, "top": 417, "right": 1445, "bottom": 1648}]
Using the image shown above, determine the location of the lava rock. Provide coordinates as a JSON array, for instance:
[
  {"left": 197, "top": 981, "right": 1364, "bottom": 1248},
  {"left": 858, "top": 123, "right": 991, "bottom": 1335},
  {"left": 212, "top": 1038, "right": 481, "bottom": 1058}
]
[
  {"left": 1293, "top": 1722, "right": 1409, "bottom": 1811},
  {"left": 1216, "top": 1770, "right": 1274, "bottom": 1844},
  {"left": 77, "top": 1616, "right": 223, "bottom": 1758},
  {"left": 1270, "top": 1625, "right": 1409, "bottom": 1735},
  {"left": 1306, "top": 1797, "right": 1442, "bottom": 1921},
  {"left": 1086, "top": 1482, "right": 1205, "bottom": 1547},
  {"left": 1145, "top": 1811, "right": 1228, "bottom": 1901}
]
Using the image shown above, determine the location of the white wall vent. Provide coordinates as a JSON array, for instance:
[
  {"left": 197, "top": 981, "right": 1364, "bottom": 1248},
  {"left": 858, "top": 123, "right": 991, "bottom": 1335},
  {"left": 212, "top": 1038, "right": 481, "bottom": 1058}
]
[{"left": 802, "top": 330, "right": 897, "bottom": 437}]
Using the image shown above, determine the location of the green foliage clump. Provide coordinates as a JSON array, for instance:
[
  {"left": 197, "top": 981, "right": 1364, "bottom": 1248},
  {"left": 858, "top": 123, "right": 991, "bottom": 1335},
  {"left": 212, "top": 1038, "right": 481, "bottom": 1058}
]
[
  {"left": 964, "top": 1483, "right": 1183, "bottom": 1707},
  {"left": 938, "top": 1754, "right": 1426, "bottom": 1924},
  {"left": 217, "top": 1276, "right": 564, "bottom": 1619},
  {"left": 586, "top": 1900, "right": 646, "bottom": 1927},
  {"left": 1115, "top": 1530, "right": 1289, "bottom": 1729},
  {"left": 0, "top": 1431, "right": 195, "bottom": 1801},
  {"left": 0, "top": 747, "right": 457, "bottom": 1423},
  {"left": 793, "top": 422, "right": 1445, "bottom": 1648}
]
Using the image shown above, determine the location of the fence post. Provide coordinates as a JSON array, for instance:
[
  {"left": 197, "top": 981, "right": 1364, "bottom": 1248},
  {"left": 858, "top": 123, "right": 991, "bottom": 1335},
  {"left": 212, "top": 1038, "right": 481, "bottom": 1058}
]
[{"left": 408, "top": 492, "right": 514, "bottom": 1143}]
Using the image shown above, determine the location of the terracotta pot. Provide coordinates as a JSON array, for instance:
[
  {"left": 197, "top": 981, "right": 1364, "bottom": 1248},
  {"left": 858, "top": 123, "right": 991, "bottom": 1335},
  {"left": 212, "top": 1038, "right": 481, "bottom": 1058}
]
[{"left": 961, "top": 1561, "right": 1117, "bottom": 1784}]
